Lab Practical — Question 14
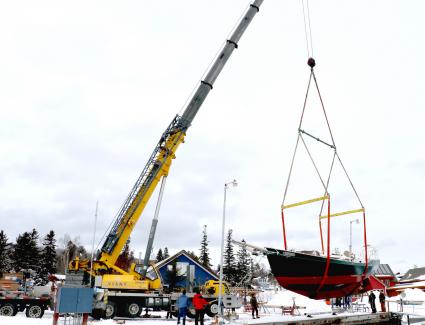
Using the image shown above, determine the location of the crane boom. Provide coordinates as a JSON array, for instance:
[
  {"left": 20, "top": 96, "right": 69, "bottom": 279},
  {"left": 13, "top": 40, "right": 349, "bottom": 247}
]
[{"left": 94, "top": 0, "right": 264, "bottom": 276}]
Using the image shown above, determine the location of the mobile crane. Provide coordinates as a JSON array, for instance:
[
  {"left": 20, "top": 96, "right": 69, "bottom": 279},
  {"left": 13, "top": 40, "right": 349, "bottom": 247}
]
[{"left": 68, "top": 0, "right": 264, "bottom": 319}]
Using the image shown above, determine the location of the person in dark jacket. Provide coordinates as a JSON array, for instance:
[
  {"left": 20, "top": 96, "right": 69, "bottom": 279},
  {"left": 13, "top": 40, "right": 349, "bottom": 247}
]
[
  {"left": 368, "top": 291, "right": 377, "bottom": 313},
  {"left": 193, "top": 289, "right": 208, "bottom": 325},
  {"left": 250, "top": 293, "right": 259, "bottom": 319},
  {"left": 379, "top": 291, "right": 386, "bottom": 312},
  {"left": 177, "top": 290, "right": 189, "bottom": 325}
]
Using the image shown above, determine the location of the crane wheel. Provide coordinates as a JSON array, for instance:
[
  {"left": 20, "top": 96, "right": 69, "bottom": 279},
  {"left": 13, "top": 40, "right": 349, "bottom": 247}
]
[
  {"left": 26, "top": 304, "right": 44, "bottom": 318},
  {"left": 186, "top": 306, "right": 196, "bottom": 319},
  {"left": 90, "top": 309, "right": 103, "bottom": 320},
  {"left": 206, "top": 302, "right": 219, "bottom": 317},
  {"left": 103, "top": 301, "right": 116, "bottom": 319},
  {"left": 126, "top": 302, "right": 142, "bottom": 318}
]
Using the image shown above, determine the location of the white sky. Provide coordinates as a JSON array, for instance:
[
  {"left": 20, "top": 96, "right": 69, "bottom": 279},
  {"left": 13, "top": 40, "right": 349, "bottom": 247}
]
[{"left": 1, "top": 0, "right": 424, "bottom": 274}]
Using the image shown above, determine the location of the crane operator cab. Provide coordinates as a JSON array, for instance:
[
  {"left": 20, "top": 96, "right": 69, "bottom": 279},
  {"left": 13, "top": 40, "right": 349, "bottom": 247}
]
[{"left": 133, "top": 264, "right": 160, "bottom": 282}]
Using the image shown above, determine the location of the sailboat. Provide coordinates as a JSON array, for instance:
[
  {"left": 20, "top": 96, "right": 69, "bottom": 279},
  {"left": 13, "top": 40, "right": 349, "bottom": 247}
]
[{"left": 266, "top": 58, "right": 379, "bottom": 299}]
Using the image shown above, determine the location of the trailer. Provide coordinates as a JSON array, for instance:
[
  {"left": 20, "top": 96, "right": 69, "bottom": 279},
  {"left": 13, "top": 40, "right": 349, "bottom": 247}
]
[{"left": 0, "top": 290, "right": 52, "bottom": 318}]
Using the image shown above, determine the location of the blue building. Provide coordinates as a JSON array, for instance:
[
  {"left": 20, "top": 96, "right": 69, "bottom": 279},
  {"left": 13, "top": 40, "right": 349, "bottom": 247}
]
[{"left": 154, "top": 250, "right": 218, "bottom": 290}]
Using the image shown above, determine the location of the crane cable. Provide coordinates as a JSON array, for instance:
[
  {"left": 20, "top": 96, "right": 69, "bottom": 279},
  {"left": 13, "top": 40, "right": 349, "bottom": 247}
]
[{"left": 301, "top": 0, "right": 314, "bottom": 59}]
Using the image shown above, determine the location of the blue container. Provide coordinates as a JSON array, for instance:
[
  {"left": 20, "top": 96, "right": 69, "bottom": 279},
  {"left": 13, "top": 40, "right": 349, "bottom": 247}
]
[{"left": 56, "top": 287, "right": 94, "bottom": 313}]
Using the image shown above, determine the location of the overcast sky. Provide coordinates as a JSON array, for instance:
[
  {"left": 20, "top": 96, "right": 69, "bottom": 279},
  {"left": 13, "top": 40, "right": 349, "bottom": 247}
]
[{"left": 1, "top": 0, "right": 424, "bottom": 274}]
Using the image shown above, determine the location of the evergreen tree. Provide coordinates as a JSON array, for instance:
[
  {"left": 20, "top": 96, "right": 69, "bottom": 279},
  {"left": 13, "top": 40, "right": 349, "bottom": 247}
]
[
  {"left": 223, "top": 229, "right": 237, "bottom": 285},
  {"left": 163, "top": 247, "right": 170, "bottom": 259},
  {"left": 235, "top": 239, "right": 250, "bottom": 285},
  {"left": 37, "top": 230, "right": 57, "bottom": 285},
  {"left": 199, "top": 225, "right": 212, "bottom": 268},
  {"left": 156, "top": 248, "right": 164, "bottom": 262},
  {"left": 0, "top": 230, "right": 11, "bottom": 277},
  {"left": 11, "top": 229, "right": 41, "bottom": 273},
  {"left": 187, "top": 251, "right": 199, "bottom": 261}
]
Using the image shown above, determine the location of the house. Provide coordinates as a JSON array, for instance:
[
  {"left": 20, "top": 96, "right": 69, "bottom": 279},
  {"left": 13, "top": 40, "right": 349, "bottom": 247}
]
[
  {"left": 400, "top": 267, "right": 425, "bottom": 283},
  {"left": 386, "top": 267, "right": 425, "bottom": 296},
  {"left": 373, "top": 264, "right": 398, "bottom": 287},
  {"left": 154, "top": 250, "right": 218, "bottom": 291}
]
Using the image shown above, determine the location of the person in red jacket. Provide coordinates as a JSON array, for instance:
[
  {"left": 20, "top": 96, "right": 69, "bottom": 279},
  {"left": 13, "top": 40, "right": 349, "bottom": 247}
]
[{"left": 193, "top": 289, "right": 208, "bottom": 325}]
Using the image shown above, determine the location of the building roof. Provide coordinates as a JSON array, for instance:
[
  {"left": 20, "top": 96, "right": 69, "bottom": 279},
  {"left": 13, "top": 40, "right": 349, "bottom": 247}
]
[
  {"left": 373, "top": 264, "right": 396, "bottom": 277},
  {"left": 154, "top": 250, "right": 218, "bottom": 280},
  {"left": 400, "top": 267, "right": 425, "bottom": 282}
]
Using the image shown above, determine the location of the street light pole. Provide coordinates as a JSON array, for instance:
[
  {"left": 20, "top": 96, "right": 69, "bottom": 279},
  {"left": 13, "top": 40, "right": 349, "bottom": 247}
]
[
  {"left": 218, "top": 179, "right": 237, "bottom": 321},
  {"left": 349, "top": 219, "right": 359, "bottom": 254}
]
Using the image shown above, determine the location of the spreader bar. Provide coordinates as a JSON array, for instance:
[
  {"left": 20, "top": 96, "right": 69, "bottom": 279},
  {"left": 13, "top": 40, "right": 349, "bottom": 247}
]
[
  {"left": 319, "top": 208, "right": 364, "bottom": 219},
  {"left": 282, "top": 195, "right": 329, "bottom": 210}
]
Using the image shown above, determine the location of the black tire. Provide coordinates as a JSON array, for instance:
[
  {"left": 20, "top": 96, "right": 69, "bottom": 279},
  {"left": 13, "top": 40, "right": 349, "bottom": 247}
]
[
  {"left": 103, "top": 301, "right": 116, "bottom": 319},
  {"left": 90, "top": 309, "right": 103, "bottom": 320},
  {"left": 25, "top": 304, "right": 44, "bottom": 318},
  {"left": 206, "top": 302, "right": 219, "bottom": 317},
  {"left": 126, "top": 302, "right": 142, "bottom": 318},
  {"left": 186, "top": 306, "right": 196, "bottom": 319},
  {"left": 0, "top": 303, "right": 17, "bottom": 316}
]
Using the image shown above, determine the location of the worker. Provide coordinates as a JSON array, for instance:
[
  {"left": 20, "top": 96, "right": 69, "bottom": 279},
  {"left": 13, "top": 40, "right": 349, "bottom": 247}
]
[
  {"left": 177, "top": 290, "right": 188, "bottom": 325},
  {"left": 344, "top": 295, "right": 352, "bottom": 310},
  {"left": 368, "top": 291, "right": 377, "bottom": 313},
  {"left": 166, "top": 302, "right": 173, "bottom": 319},
  {"left": 379, "top": 291, "right": 386, "bottom": 312},
  {"left": 193, "top": 288, "right": 208, "bottom": 325},
  {"left": 250, "top": 293, "right": 259, "bottom": 319}
]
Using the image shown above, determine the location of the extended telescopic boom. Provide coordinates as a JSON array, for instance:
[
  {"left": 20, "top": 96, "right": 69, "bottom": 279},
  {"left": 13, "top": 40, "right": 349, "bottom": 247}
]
[{"left": 96, "top": 0, "right": 264, "bottom": 276}]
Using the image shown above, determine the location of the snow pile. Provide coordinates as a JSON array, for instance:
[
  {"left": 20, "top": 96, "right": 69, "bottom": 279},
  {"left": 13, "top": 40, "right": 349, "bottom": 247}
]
[
  {"left": 387, "top": 288, "right": 425, "bottom": 302},
  {"left": 262, "top": 289, "right": 332, "bottom": 314},
  {"left": 403, "top": 289, "right": 425, "bottom": 301},
  {"left": 0, "top": 315, "right": 50, "bottom": 325}
]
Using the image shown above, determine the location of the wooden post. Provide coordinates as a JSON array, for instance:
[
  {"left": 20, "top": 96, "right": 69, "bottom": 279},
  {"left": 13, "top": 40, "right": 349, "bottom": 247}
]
[
  {"left": 82, "top": 313, "right": 89, "bottom": 325},
  {"left": 52, "top": 312, "right": 59, "bottom": 325}
]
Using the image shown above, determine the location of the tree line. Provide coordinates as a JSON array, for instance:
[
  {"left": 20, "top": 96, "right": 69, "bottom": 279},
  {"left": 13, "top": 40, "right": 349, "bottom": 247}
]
[
  {"left": 1, "top": 225, "right": 269, "bottom": 287},
  {"left": 0, "top": 229, "right": 57, "bottom": 285},
  {"left": 153, "top": 225, "right": 269, "bottom": 287}
]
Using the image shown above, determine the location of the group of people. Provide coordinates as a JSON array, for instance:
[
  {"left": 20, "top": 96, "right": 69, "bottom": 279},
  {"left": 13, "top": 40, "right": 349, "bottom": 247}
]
[
  {"left": 171, "top": 290, "right": 260, "bottom": 324},
  {"left": 333, "top": 295, "right": 352, "bottom": 309},
  {"left": 175, "top": 289, "right": 209, "bottom": 325},
  {"left": 368, "top": 291, "right": 386, "bottom": 313},
  {"left": 331, "top": 291, "right": 387, "bottom": 314}
]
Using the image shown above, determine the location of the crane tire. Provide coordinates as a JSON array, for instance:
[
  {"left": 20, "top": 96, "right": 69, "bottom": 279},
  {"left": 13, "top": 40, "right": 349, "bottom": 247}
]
[
  {"left": 103, "top": 301, "right": 116, "bottom": 319},
  {"left": 0, "top": 303, "right": 17, "bottom": 316},
  {"left": 126, "top": 302, "right": 142, "bottom": 318},
  {"left": 186, "top": 306, "right": 196, "bottom": 319},
  {"left": 90, "top": 309, "right": 103, "bottom": 320},
  {"left": 206, "top": 302, "right": 219, "bottom": 317},
  {"left": 25, "top": 304, "right": 44, "bottom": 318}
]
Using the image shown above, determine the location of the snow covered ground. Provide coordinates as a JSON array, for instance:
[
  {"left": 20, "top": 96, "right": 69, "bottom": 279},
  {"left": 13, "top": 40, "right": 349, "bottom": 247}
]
[{"left": 2, "top": 289, "right": 424, "bottom": 324}]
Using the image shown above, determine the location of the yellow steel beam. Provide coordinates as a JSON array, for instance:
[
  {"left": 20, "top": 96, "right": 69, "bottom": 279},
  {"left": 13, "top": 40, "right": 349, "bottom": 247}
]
[
  {"left": 319, "top": 208, "right": 364, "bottom": 219},
  {"left": 282, "top": 195, "right": 329, "bottom": 210}
]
